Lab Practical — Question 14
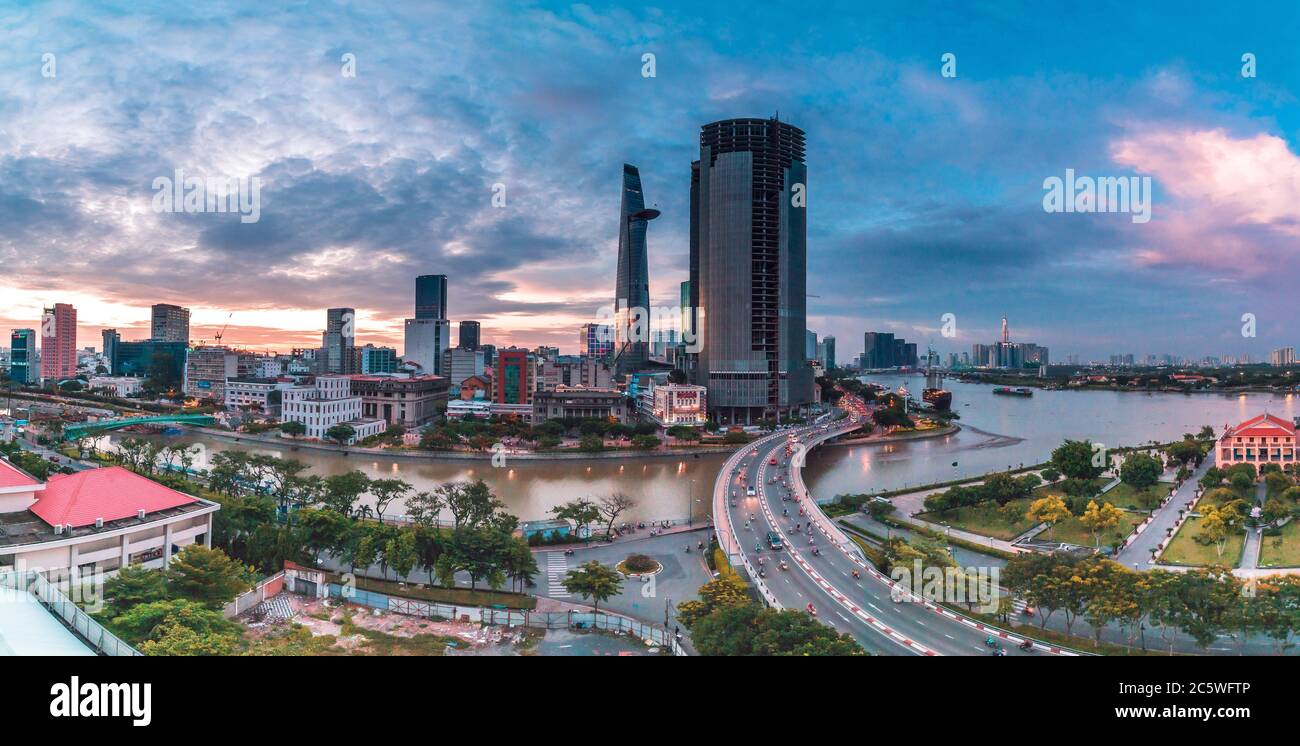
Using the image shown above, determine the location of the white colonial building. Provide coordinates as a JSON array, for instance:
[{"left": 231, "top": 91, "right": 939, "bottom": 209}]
[{"left": 281, "top": 375, "right": 385, "bottom": 443}]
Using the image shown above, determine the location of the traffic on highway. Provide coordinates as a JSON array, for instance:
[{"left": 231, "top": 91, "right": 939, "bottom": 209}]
[{"left": 714, "top": 406, "right": 1074, "bottom": 657}]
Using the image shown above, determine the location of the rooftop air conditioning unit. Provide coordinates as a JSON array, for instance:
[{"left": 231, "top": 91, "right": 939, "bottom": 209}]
[
  {"left": 138, "top": 509, "right": 147, "bottom": 520},
  {"left": 64, "top": 524, "right": 72, "bottom": 534},
  {"left": 94, "top": 517, "right": 104, "bottom": 529},
  {"left": 53, "top": 524, "right": 63, "bottom": 535}
]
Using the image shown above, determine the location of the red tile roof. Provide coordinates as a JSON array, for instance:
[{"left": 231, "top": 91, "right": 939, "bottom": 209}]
[
  {"left": 0, "top": 458, "right": 42, "bottom": 489},
  {"left": 30, "top": 466, "right": 199, "bottom": 529},
  {"left": 1224, "top": 413, "right": 1297, "bottom": 438}
]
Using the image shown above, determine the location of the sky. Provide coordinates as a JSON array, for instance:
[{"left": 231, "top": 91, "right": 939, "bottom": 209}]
[{"left": 1, "top": 1, "right": 1298, "bottom": 362}]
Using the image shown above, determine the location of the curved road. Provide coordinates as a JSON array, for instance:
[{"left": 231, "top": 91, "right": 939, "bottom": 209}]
[{"left": 713, "top": 412, "right": 1078, "bottom": 657}]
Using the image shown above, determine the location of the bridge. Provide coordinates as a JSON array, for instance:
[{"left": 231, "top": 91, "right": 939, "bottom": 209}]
[
  {"left": 712, "top": 407, "right": 1083, "bottom": 656},
  {"left": 62, "top": 414, "right": 216, "bottom": 441}
]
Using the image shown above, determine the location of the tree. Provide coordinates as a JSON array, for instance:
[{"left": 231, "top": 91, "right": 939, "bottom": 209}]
[
  {"left": 110, "top": 598, "right": 243, "bottom": 649},
  {"left": 437, "top": 479, "right": 506, "bottom": 530},
  {"left": 1027, "top": 495, "right": 1072, "bottom": 540},
  {"left": 561, "top": 560, "right": 623, "bottom": 614},
  {"left": 1040, "top": 467, "right": 1061, "bottom": 484},
  {"left": 691, "top": 604, "right": 865, "bottom": 656},
  {"left": 1051, "top": 439, "right": 1104, "bottom": 480},
  {"left": 598, "top": 492, "right": 637, "bottom": 538},
  {"left": 383, "top": 528, "right": 419, "bottom": 581},
  {"left": 1198, "top": 509, "right": 1234, "bottom": 559},
  {"left": 676, "top": 575, "right": 751, "bottom": 628},
  {"left": 321, "top": 470, "right": 371, "bottom": 516},
  {"left": 1079, "top": 500, "right": 1123, "bottom": 548},
  {"left": 404, "top": 489, "right": 444, "bottom": 527},
  {"left": 368, "top": 478, "right": 412, "bottom": 523},
  {"left": 104, "top": 565, "right": 168, "bottom": 613},
  {"left": 165, "top": 545, "right": 254, "bottom": 609},
  {"left": 325, "top": 423, "right": 356, "bottom": 445},
  {"left": 550, "top": 498, "right": 601, "bottom": 536},
  {"left": 280, "top": 420, "right": 306, "bottom": 437},
  {"left": 1120, "top": 452, "right": 1162, "bottom": 494}
]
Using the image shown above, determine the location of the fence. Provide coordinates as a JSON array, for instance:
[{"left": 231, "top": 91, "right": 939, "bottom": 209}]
[
  {"left": 224, "top": 571, "right": 286, "bottom": 618},
  {"left": 0, "top": 569, "right": 140, "bottom": 656},
  {"left": 323, "top": 582, "right": 685, "bottom": 655}
]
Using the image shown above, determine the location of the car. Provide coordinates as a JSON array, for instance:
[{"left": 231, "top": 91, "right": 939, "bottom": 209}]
[
  {"left": 766, "top": 532, "right": 784, "bottom": 550},
  {"left": 746, "top": 487, "right": 756, "bottom": 497}
]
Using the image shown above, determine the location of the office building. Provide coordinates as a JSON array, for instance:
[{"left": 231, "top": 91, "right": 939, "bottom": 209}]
[
  {"left": 580, "top": 323, "right": 613, "bottom": 358},
  {"left": 691, "top": 116, "right": 812, "bottom": 422},
  {"left": 639, "top": 381, "right": 708, "bottom": 427},
  {"left": 321, "top": 307, "right": 356, "bottom": 374},
  {"left": 101, "top": 329, "right": 120, "bottom": 372},
  {"left": 613, "top": 164, "right": 657, "bottom": 374},
  {"left": 351, "top": 373, "right": 449, "bottom": 428},
  {"left": 863, "top": 332, "right": 896, "bottom": 369},
  {"left": 281, "top": 375, "right": 385, "bottom": 443},
  {"left": 531, "top": 387, "right": 631, "bottom": 425},
  {"left": 442, "top": 346, "right": 486, "bottom": 385},
  {"left": 224, "top": 376, "right": 296, "bottom": 417},
  {"left": 403, "top": 317, "right": 450, "bottom": 376},
  {"left": 415, "top": 274, "right": 448, "bottom": 320},
  {"left": 458, "top": 320, "right": 481, "bottom": 350},
  {"left": 8, "top": 329, "right": 37, "bottom": 385},
  {"left": 150, "top": 304, "right": 190, "bottom": 344},
  {"left": 494, "top": 348, "right": 533, "bottom": 405},
  {"left": 40, "top": 303, "right": 77, "bottom": 382},
  {"left": 360, "top": 345, "right": 399, "bottom": 374},
  {"left": 819, "top": 335, "right": 836, "bottom": 370},
  {"left": 113, "top": 339, "right": 188, "bottom": 387}
]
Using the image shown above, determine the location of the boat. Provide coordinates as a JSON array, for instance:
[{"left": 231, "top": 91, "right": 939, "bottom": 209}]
[
  {"left": 923, "top": 388, "right": 952, "bottom": 410},
  {"left": 922, "top": 357, "right": 952, "bottom": 410},
  {"left": 992, "top": 386, "right": 1033, "bottom": 397}
]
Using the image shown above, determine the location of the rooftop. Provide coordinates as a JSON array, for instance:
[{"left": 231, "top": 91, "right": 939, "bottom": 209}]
[
  {"left": 1224, "top": 413, "right": 1297, "bottom": 438},
  {"left": 0, "top": 459, "right": 41, "bottom": 490},
  {"left": 30, "top": 466, "right": 200, "bottom": 529}
]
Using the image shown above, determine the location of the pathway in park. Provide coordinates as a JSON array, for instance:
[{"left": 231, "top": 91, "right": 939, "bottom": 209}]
[{"left": 1114, "top": 456, "right": 1215, "bottom": 570}]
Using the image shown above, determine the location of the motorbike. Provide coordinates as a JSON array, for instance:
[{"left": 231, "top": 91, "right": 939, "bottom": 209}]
[
  {"left": 1019, "top": 640, "right": 1033, "bottom": 651},
  {"left": 806, "top": 603, "right": 817, "bottom": 617}
]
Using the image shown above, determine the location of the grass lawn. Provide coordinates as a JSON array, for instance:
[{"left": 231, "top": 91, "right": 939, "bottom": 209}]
[
  {"left": 329, "top": 572, "right": 537, "bottom": 610},
  {"left": 1042, "top": 511, "right": 1146, "bottom": 548},
  {"left": 1032, "top": 479, "right": 1107, "bottom": 501},
  {"left": 1100, "top": 482, "right": 1176, "bottom": 510},
  {"left": 1259, "top": 521, "right": 1300, "bottom": 568},
  {"left": 916, "top": 501, "right": 1038, "bottom": 540},
  {"left": 1160, "top": 516, "right": 1244, "bottom": 568}
]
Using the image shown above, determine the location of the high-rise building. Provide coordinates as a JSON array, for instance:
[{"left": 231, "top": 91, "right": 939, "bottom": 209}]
[
  {"left": 101, "top": 329, "right": 120, "bottom": 372},
  {"left": 493, "top": 348, "right": 533, "bottom": 405},
  {"left": 820, "top": 335, "right": 836, "bottom": 370},
  {"left": 8, "top": 329, "right": 37, "bottom": 384},
  {"left": 403, "top": 317, "right": 450, "bottom": 376},
  {"left": 321, "top": 308, "right": 356, "bottom": 374},
  {"left": 613, "top": 164, "right": 658, "bottom": 375},
  {"left": 458, "top": 320, "right": 481, "bottom": 350},
  {"left": 415, "top": 275, "right": 448, "bottom": 320},
  {"left": 805, "top": 330, "right": 818, "bottom": 361},
  {"left": 580, "top": 323, "right": 613, "bottom": 358},
  {"left": 360, "top": 345, "right": 399, "bottom": 374},
  {"left": 691, "top": 116, "right": 812, "bottom": 422},
  {"left": 1271, "top": 347, "right": 1296, "bottom": 367},
  {"left": 863, "top": 332, "right": 896, "bottom": 369},
  {"left": 40, "top": 303, "right": 77, "bottom": 382},
  {"left": 442, "top": 346, "right": 485, "bottom": 385},
  {"left": 150, "top": 304, "right": 191, "bottom": 344}
]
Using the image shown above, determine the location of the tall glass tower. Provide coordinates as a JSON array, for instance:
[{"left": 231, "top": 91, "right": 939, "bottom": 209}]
[
  {"left": 613, "top": 164, "right": 657, "bottom": 374},
  {"left": 415, "top": 274, "right": 448, "bottom": 320},
  {"left": 691, "top": 116, "right": 812, "bottom": 423}
]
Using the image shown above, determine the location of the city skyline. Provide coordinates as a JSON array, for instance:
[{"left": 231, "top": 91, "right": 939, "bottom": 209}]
[{"left": 1, "top": 2, "right": 1298, "bottom": 359}]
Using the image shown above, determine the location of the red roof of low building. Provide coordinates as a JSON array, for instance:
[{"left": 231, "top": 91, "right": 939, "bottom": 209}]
[
  {"left": 0, "top": 458, "right": 42, "bottom": 489},
  {"left": 30, "top": 466, "right": 199, "bottom": 529},
  {"left": 1224, "top": 413, "right": 1297, "bottom": 438}
]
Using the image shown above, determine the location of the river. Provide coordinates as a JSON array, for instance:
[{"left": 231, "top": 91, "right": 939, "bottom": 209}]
[{"left": 99, "top": 376, "right": 1297, "bottom": 523}]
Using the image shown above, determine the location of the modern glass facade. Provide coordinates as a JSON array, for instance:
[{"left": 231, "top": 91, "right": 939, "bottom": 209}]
[
  {"left": 415, "top": 274, "right": 448, "bottom": 320},
  {"left": 692, "top": 117, "right": 812, "bottom": 422},
  {"left": 8, "top": 329, "right": 36, "bottom": 385},
  {"left": 613, "top": 164, "right": 652, "bottom": 374}
]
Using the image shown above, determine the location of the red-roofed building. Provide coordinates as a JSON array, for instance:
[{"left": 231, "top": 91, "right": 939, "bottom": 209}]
[
  {"left": 0, "top": 461, "right": 218, "bottom": 574},
  {"left": 1217, "top": 414, "right": 1297, "bottom": 468}
]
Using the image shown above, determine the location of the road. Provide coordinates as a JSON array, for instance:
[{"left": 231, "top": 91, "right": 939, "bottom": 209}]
[{"left": 714, "top": 412, "right": 1067, "bottom": 656}]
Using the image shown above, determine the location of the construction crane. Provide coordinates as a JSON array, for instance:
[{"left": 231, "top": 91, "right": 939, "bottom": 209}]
[{"left": 213, "top": 313, "right": 233, "bottom": 345}]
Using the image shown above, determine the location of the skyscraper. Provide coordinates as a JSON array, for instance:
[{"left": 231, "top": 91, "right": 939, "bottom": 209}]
[
  {"left": 415, "top": 275, "right": 448, "bottom": 320},
  {"left": 322, "top": 308, "right": 356, "bottom": 374},
  {"left": 404, "top": 318, "right": 449, "bottom": 375},
  {"left": 40, "top": 303, "right": 77, "bottom": 381},
  {"left": 458, "top": 320, "right": 480, "bottom": 350},
  {"left": 9, "top": 329, "right": 37, "bottom": 384},
  {"left": 863, "top": 332, "right": 896, "bottom": 369},
  {"left": 150, "top": 303, "right": 191, "bottom": 343},
  {"left": 613, "top": 164, "right": 658, "bottom": 375},
  {"left": 102, "top": 328, "right": 120, "bottom": 371},
  {"left": 692, "top": 117, "right": 812, "bottom": 422}
]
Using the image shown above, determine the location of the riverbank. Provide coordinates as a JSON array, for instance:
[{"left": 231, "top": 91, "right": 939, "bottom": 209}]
[{"left": 182, "top": 420, "right": 959, "bottom": 462}]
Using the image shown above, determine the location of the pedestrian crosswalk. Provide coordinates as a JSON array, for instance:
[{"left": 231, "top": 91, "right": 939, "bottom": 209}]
[{"left": 547, "top": 553, "right": 569, "bottom": 597}]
